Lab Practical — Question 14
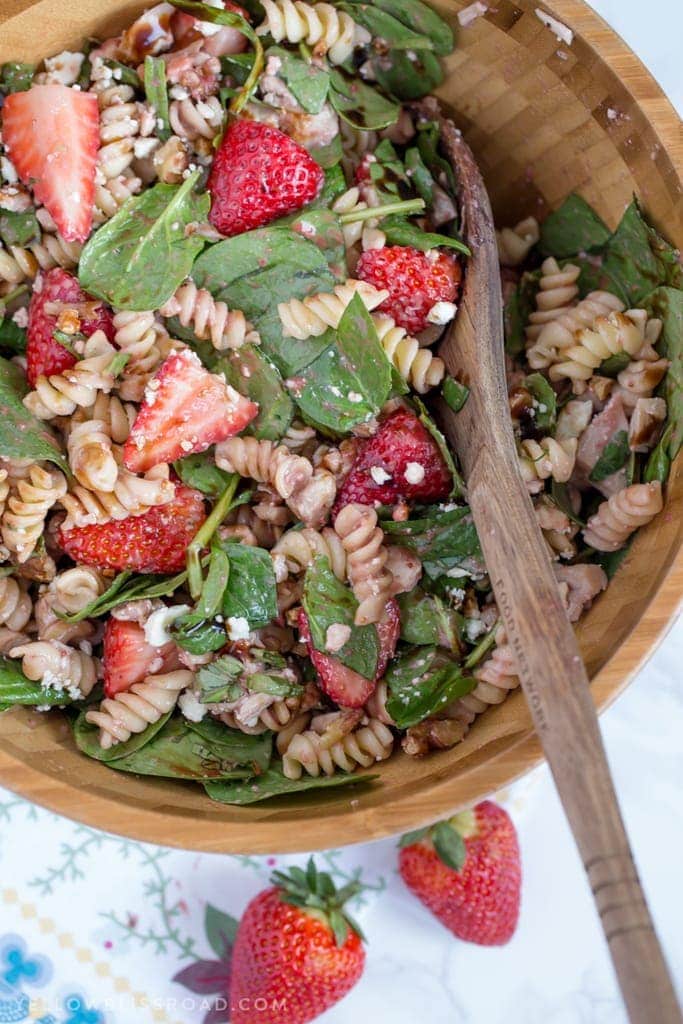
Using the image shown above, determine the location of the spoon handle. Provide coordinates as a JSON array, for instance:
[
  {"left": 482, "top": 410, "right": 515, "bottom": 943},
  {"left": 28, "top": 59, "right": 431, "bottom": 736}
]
[{"left": 429, "top": 104, "right": 681, "bottom": 1023}]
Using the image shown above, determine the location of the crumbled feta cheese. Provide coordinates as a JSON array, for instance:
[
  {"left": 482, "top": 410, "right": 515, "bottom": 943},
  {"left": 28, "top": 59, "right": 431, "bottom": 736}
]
[
  {"left": 133, "top": 136, "right": 160, "bottom": 159},
  {"left": 458, "top": 2, "right": 488, "bottom": 28},
  {"left": 348, "top": 391, "right": 363, "bottom": 403},
  {"left": 144, "top": 604, "right": 191, "bottom": 647},
  {"left": 42, "top": 50, "right": 84, "bottom": 86},
  {"left": 196, "top": 18, "right": 222, "bottom": 35},
  {"left": 370, "top": 466, "right": 392, "bottom": 485},
  {"left": 226, "top": 616, "right": 250, "bottom": 641},
  {"left": 427, "top": 301, "right": 458, "bottom": 325},
  {"left": 325, "top": 623, "right": 352, "bottom": 652},
  {"left": 11, "top": 307, "right": 28, "bottom": 328},
  {"left": 465, "top": 617, "right": 486, "bottom": 642},
  {"left": 535, "top": 8, "right": 574, "bottom": 45},
  {"left": 0, "top": 156, "right": 18, "bottom": 185},
  {"left": 169, "top": 84, "right": 190, "bottom": 101},
  {"left": 404, "top": 462, "right": 425, "bottom": 485},
  {"left": 179, "top": 689, "right": 208, "bottom": 722}
]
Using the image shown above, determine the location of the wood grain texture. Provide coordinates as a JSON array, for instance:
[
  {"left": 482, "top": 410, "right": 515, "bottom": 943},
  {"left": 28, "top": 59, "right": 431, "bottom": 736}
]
[
  {"left": 430, "top": 103, "right": 680, "bottom": 1024},
  {"left": 0, "top": 0, "right": 680, "bottom": 856}
]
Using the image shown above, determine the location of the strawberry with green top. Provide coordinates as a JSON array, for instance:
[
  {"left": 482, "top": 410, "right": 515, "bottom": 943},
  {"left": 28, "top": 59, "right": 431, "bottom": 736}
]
[
  {"left": 398, "top": 800, "right": 521, "bottom": 946},
  {"left": 230, "top": 858, "right": 366, "bottom": 1024},
  {"left": 1, "top": 84, "right": 99, "bottom": 243}
]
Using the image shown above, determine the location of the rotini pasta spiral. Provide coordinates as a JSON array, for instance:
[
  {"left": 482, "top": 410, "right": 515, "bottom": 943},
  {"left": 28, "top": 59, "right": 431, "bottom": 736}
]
[
  {"left": 548, "top": 310, "right": 646, "bottom": 385},
  {"left": 0, "top": 627, "right": 32, "bottom": 656},
  {"left": 457, "top": 627, "right": 519, "bottom": 720},
  {"left": 271, "top": 526, "right": 347, "bottom": 581},
  {"left": 59, "top": 460, "right": 175, "bottom": 529},
  {"left": 152, "top": 135, "right": 190, "bottom": 185},
  {"left": 256, "top": 0, "right": 363, "bottom": 65},
  {"left": 496, "top": 216, "right": 540, "bottom": 267},
  {"left": 0, "top": 232, "right": 82, "bottom": 286},
  {"left": 524, "top": 257, "right": 579, "bottom": 341},
  {"left": 85, "top": 669, "right": 193, "bottom": 749},
  {"left": 1, "top": 465, "right": 67, "bottom": 563},
  {"left": 334, "top": 503, "right": 394, "bottom": 625},
  {"left": 517, "top": 436, "right": 578, "bottom": 493},
  {"left": 278, "top": 279, "right": 388, "bottom": 340},
  {"left": 93, "top": 172, "right": 143, "bottom": 224},
  {"left": 364, "top": 680, "right": 394, "bottom": 726},
  {"left": 215, "top": 695, "right": 304, "bottom": 735},
  {"left": 10, "top": 640, "right": 98, "bottom": 699},
  {"left": 583, "top": 481, "right": 663, "bottom": 552},
  {"left": 169, "top": 95, "right": 223, "bottom": 144},
  {"left": 280, "top": 420, "right": 317, "bottom": 453},
  {"left": 48, "top": 566, "right": 107, "bottom": 616},
  {"left": 372, "top": 314, "right": 445, "bottom": 393},
  {"left": 90, "top": 57, "right": 141, "bottom": 179},
  {"left": 332, "top": 188, "right": 386, "bottom": 261},
  {"left": 339, "top": 120, "right": 379, "bottom": 179},
  {"left": 0, "top": 575, "right": 33, "bottom": 631},
  {"left": 67, "top": 419, "right": 118, "bottom": 492},
  {"left": 281, "top": 716, "right": 393, "bottom": 778},
  {"left": 616, "top": 357, "right": 669, "bottom": 410},
  {"left": 23, "top": 331, "right": 117, "bottom": 420},
  {"left": 160, "top": 279, "right": 258, "bottom": 351},
  {"left": 113, "top": 310, "right": 166, "bottom": 378},
  {"left": 527, "top": 291, "right": 624, "bottom": 368},
  {"left": 77, "top": 393, "right": 137, "bottom": 446}
]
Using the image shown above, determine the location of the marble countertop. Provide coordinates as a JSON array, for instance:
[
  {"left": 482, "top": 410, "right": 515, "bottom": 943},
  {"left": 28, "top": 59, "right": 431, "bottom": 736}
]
[{"left": 0, "top": 2, "right": 681, "bottom": 1022}]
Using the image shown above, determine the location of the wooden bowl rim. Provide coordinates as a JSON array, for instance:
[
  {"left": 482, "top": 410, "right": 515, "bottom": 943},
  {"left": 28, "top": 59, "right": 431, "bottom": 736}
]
[{"left": 0, "top": 0, "right": 681, "bottom": 853}]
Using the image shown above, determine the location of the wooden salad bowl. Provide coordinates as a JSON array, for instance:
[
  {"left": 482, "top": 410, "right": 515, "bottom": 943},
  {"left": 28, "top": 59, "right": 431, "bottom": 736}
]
[{"left": 0, "top": 0, "right": 680, "bottom": 853}]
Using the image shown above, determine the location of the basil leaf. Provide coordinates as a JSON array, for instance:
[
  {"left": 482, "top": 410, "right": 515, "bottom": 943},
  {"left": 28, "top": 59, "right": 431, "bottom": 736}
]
[
  {"left": 599, "top": 351, "right": 632, "bottom": 378},
  {"left": 372, "top": 49, "right": 444, "bottom": 101},
  {"left": 0, "top": 356, "right": 68, "bottom": 472},
  {"left": 539, "top": 194, "right": 611, "bottom": 258},
  {"left": 504, "top": 268, "right": 541, "bottom": 356},
  {"left": 0, "top": 317, "right": 27, "bottom": 355},
  {"left": 283, "top": 208, "right": 347, "bottom": 281},
  {"left": 646, "top": 286, "right": 683, "bottom": 458},
  {"left": 192, "top": 227, "right": 335, "bottom": 376},
  {"left": 144, "top": 56, "right": 171, "bottom": 141},
  {"left": 108, "top": 716, "right": 258, "bottom": 779},
  {"left": 219, "top": 542, "right": 277, "bottom": 628},
  {"left": 365, "top": 0, "right": 455, "bottom": 55},
  {"left": 644, "top": 423, "right": 673, "bottom": 484},
  {"left": 338, "top": 3, "right": 434, "bottom": 50},
  {"left": 79, "top": 171, "right": 210, "bottom": 311},
  {"left": 329, "top": 69, "right": 399, "bottom": 131},
  {"left": 412, "top": 397, "right": 464, "bottom": 498},
  {"left": 0, "top": 209, "right": 40, "bottom": 248},
  {"left": 432, "top": 821, "right": 466, "bottom": 871},
  {"left": 380, "top": 215, "right": 470, "bottom": 256},
  {"left": 205, "top": 768, "right": 377, "bottom": 804},
  {"left": 58, "top": 568, "right": 189, "bottom": 622},
  {"left": 385, "top": 646, "right": 474, "bottom": 728},
  {"left": 197, "top": 655, "right": 244, "bottom": 703},
  {"left": 524, "top": 372, "right": 557, "bottom": 432},
  {"left": 383, "top": 506, "right": 483, "bottom": 578},
  {"left": 171, "top": 451, "right": 231, "bottom": 497},
  {"left": 171, "top": 615, "right": 228, "bottom": 655},
  {"left": 267, "top": 47, "right": 330, "bottom": 113},
  {"left": 103, "top": 58, "right": 142, "bottom": 88},
  {"left": 302, "top": 556, "right": 379, "bottom": 679},
  {"left": 295, "top": 293, "right": 392, "bottom": 432},
  {"left": 186, "top": 717, "right": 273, "bottom": 772},
  {"left": 0, "top": 656, "right": 78, "bottom": 708},
  {"left": 0, "top": 62, "right": 34, "bottom": 94},
  {"left": 443, "top": 376, "right": 469, "bottom": 413},
  {"left": 589, "top": 430, "right": 630, "bottom": 482},
  {"left": 72, "top": 708, "right": 174, "bottom": 762}
]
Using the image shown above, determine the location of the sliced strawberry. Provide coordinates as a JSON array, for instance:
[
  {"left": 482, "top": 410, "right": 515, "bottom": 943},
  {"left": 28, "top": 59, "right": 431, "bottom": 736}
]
[
  {"left": 103, "top": 618, "right": 180, "bottom": 697},
  {"left": 208, "top": 119, "right": 324, "bottom": 236},
  {"left": 357, "top": 245, "right": 461, "bottom": 335},
  {"left": 123, "top": 349, "right": 258, "bottom": 473},
  {"left": 298, "top": 601, "right": 399, "bottom": 709},
  {"left": 171, "top": 0, "right": 250, "bottom": 56},
  {"left": 2, "top": 85, "right": 98, "bottom": 243},
  {"left": 334, "top": 409, "right": 452, "bottom": 515},
  {"left": 59, "top": 485, "right": 206, "bottom": 573},
  {"left": 26, "top": 268, "right": 116, "bottom": 386}
]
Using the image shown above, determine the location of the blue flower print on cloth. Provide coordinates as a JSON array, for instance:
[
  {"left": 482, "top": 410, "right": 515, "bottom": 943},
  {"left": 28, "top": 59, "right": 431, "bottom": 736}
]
[
  {"left": 62, "top": 993, "right": 104, "bottom": 1024},
  {"left": 0, "top": 935, "right": 52, "bottom": 1023}
]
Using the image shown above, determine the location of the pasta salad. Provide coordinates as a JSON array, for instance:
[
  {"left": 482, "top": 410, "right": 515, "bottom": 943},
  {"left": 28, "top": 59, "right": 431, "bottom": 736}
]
[{"left": 0, "top": 0, "right": 679, "bottom": 804}]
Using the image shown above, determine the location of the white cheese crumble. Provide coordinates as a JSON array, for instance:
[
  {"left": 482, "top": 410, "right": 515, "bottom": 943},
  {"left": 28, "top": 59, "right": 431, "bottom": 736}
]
[
  {"left": 179, "top": 689, "right": 208, "bottom": 722},
  {"left": 12, "top": 307, "right": 28, "bottom": 328},
  {"left": 370, "top": 466, "right": 392, "bottom": 485},
  {"left": 465, "top": 617, "right": 487, "bottom": 642},
  {"left": 226, "top": 616, "right": 250, "bottom": 641},
  {"left": 404, "top": 462, "right": 425, "bottom": 485},
  {"left": 0, "top": 156, "right": 18, "bottom": 185},
  {"left": 133, "top": 137, "right": 160, "bottom": 159},
  {"left": 196, "top": 18, "right": 222, "bottom": 35},
  {"left": 325, "top": 623, "right": 352, "bottom": 652},
  {"left": 348, "top": 391, "right": 363, "bottom": 403},
  {"left": 42, "top": 51, "right": 84, "bottom": 86},
  {"left": 143, "top": 604, "right": 191, "bottom": 647},
  {"left": 427, "top": 300, "right": 458, "bottom": 325},
  {"left": 169, "top": 84, "right": 190, "bottom": 101},
  {"left": 535, "top": 8, "right": 574, "bottom": 46},
  {"left": 458, "top": 2, "right": 488, "bottom": 28}
]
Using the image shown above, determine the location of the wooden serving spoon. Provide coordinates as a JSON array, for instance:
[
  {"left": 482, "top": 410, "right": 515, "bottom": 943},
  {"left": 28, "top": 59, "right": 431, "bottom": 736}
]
[{"left": 418, "top": 99, "right": 682, "bottom": 1024}]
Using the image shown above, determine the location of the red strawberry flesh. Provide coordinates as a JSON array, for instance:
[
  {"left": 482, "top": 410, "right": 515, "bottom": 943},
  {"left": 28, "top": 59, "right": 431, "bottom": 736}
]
[
  {"left": 103, "top": 618, "right": 179, "bottom": 697},
  {"left": 357, "top": 245, "right": 461, "bottom": 335}
]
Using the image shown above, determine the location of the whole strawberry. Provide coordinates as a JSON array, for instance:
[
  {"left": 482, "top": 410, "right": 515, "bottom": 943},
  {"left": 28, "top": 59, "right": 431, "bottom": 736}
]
[
  {"left": 399, "top": 801, "right": 521, "bottom": 946},
  {"left": 357, "top": 245, "right": 461, "bottom": 335},
  {"left": 208, "top": 119, "right": 324, "bottom": 236},
  {"left": 230, "top": 859, "right": 366, "bottom": 1024}
]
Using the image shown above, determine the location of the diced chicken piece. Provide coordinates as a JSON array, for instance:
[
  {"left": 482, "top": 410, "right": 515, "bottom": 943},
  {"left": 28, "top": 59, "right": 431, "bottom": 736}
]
[{"left": 574, "top": 393, "right": 629, "bottom": 497}]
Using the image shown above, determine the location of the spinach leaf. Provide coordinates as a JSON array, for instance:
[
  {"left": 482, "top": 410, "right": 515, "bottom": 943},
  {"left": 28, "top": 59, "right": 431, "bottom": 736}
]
[
  {"left": 302, "top": 556, "right": 379, "bottom": 679},
  {"left": 380, "top": 215, "right": 469, "bottom": 256},
  {"left": 218, "top": 542, "right": 277, "bottom": 628},
  {"left": 372, "top": 49, "right": 444, "bottom": 101},
  {"left": 205, "top": 768, "right": 377, "bottom": 804},
  {"left": 404, "top": 146, "right": 435, "bottom": 203},
  {"left": 171, "top": 615, "right": 227, "bottom": 655},
  {"left": 307, "top": 134, "right": 344, "bottom": 170},
  {"left": 197, "top": 546, "right": 230, "bottom": 619},
  {"left": 396, "top": 589, "right": 459, "bottom": 648},
  {"left": 416, "top": 120, "right": 457, "bottom": 197},
  {"left": 596, "top": 544, "right": 631, "bottom": 581},
  {"left": 644, "top": 423, "right": 673, "bottom": 484},
  {"left": 338, "top": 3, "right": 434, "bottom": 50},
  {"left": 220, "top": 51, "right": 255, "bottom": 85},
  {"left": 186, "top": 717, "right": 273, "bottom": 772},
  {"left": 383, "top": 506, "right": 482, "bottom": 578},
  {"left": 0, "top": 656, "right": 78, "bottom": 708},
  {"left": 385, "top": 647, "right": 474, "bottom": 728},
  {"left": 365, "top": 0, "right": 455, "bottom": 55},
  {"left": 78, "top": 171, "right": 210, "bottom": 311},
  {"left": 59, "top": 568, "right": 191, "bottom": 623},
  {"left": 646, "top": 286, "right": 683, "bottom": 458},
  {"left": 525, "top": 372, "right": 557, "bottom": 432},
  {"left": 192, "top": 227, "right": 335, "bottom": 376},
  {"left": 412, "top": 397, "right": 464, "bottom": 498},
  {"left": 589, "top": 430, "right": 630, "bottom": 482},
  {"left": 443, "top": 376, "right": 469, "bottom": 413},
  {"left": 267, "top": 47, "right": 330, "bottom": 113},
  {"left": 550, "top": 480, "right": 585, "bottom": 527},
  {"left": 144, "top": 56, "right": 171, "bottom": 141},
  {"left": 329, "top": 70, "right": 399, "bottom": 131},
  {"left": 0, "top": 209, "right": 40, "bottom": 248},
  {"left": 0, "top": 356, "right": 68, "bottom": 472},
  {"left": 72, "top": 708, "right": 174, "bottom": 762},
  {"left": 173, "top": 450, "right": 235, "bottom": 497},
  {"left": 539, "top": 194, "right": 611, "bottom": 258},
  {"left": 295, "top": 293, "right": 392, "bottom": 433},
  {"left": 504, "top": 269, "right": 541, "bottom": 356},
  {"left": 0, "top": 317, "right": 27, "bottom": 355},
  {"left": 108, "top": 716, "right": 261, "bottom": 780},
  {"left": 0, "top": 62, "right": 34, "bottom": 94},
  {"left": 318, "top": 164, "right": 347, "bottom": 208},
  {"left": 599, "top": 351, "right": 631, "bottom": 378},
  {"left": 197, "top": 655, "right": 244, "bottom": 703},
  {"left": 217, "top": 344, "right": 294, "bottom": 440},
  {"left": 283, "top": 209, "right": 347, "bottom": 281}
]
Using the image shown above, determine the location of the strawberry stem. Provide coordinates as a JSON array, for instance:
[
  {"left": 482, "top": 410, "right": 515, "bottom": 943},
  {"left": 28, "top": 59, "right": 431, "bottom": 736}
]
[
  {"left": 338, "top": 197, "right": 425, "bottom": 226},
  {"left": 187, "top": 474, "right": 240, "bottom": 599}
]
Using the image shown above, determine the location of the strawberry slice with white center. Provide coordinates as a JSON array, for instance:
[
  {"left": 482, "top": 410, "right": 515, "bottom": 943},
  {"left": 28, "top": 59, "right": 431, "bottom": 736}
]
[
  {"left": 123, "top": 349, "right": 258, "bottom": 473},
  {"left": 103, "top": 618, "right": 180, "bottom": 698},
  {"left": 2, "top": 84, "right": 99, "bottom": 243}
]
